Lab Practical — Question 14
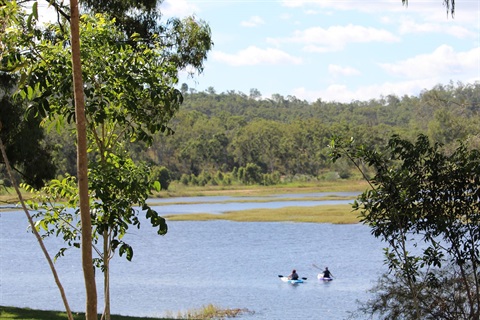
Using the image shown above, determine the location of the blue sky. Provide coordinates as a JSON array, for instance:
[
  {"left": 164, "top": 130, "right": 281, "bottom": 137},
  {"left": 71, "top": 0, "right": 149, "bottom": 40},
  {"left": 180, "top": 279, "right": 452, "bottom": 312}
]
[
  {"left": 38, "top": 0, "right": 480, "bottom": 103},
  {"left": 163, "top": 0, "right": 479, "bottom": 102}
]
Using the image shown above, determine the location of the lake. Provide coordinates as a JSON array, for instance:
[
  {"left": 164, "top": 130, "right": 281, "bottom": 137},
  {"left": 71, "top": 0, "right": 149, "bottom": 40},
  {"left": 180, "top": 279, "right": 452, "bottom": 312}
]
[{"left": 0, "top": 193, "right": 385, "bottom": 319}]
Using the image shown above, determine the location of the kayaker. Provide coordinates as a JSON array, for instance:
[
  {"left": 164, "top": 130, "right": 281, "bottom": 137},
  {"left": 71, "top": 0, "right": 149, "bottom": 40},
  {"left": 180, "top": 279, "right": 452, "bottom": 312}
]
[
  {"left": 323, "top": 267, "right": 333, "bottom": 278},
  {"left": 288, "top": 269, "right": 299, "bottom": 280}
]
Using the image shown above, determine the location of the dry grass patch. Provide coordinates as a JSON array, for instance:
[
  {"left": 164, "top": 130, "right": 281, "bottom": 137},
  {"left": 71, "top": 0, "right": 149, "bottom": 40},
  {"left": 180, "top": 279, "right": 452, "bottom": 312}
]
[
  {"left": 165, "top": 204, "right": 360, "bottom": 224},
  {"left": 155, "top": 180, "right": 369, "bottom": 198}
]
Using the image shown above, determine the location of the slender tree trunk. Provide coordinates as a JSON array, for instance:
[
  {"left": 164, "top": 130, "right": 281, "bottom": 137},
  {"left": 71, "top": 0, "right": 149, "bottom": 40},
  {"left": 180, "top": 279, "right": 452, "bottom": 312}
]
[
  {"left": 0, "top": 123, "right": 74, "bottom": 320},
  {"left": 68, "top": 1, "right": 97, "bottom": 318},
  {"left": 102, "top": 229, "right": 111, "bottom": 320}
]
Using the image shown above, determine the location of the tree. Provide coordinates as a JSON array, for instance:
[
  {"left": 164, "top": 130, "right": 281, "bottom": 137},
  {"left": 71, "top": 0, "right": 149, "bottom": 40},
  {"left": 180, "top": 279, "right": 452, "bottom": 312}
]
[
  {"left": 151, "top": 165, "right": 172, "bottom": 190},
  {"left": 5, "top": 9, "right": 211, "bottom": 319},
  {"left": 330, "top": 134, "right": 479, "bottom": 319}
]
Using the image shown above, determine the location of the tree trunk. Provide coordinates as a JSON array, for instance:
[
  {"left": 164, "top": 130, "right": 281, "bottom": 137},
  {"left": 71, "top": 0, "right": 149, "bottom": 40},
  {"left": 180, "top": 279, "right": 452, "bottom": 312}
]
[
  {"left": 0, "top": 124, "right": 74, "bottom": 320},
  {"left": 69, "top": 1, "right": 98, "bottom": 318},
  {"left": 102, "top": 229, "right": 111, "bottom": 320}
]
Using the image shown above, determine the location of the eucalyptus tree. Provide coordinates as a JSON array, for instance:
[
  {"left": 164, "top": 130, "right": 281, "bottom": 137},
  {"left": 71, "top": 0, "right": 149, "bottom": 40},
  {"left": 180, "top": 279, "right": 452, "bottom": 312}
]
[
  {"left": 1, "top": 2, "right": 98, "bottom": 316},
  {"left": 231, "top": 119, "right": 284, "bottom": 173},
  {"left": 3, "top": 5, "right": 212, "bottom": 320},
  {"left": 330, "top": 134, "right": 479, "bottom": 319}
]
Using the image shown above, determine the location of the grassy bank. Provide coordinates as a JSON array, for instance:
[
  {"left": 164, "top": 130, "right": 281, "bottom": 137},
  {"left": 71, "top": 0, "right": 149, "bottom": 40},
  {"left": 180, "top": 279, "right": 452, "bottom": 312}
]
[
  {"left": 156, "top": 180, "right": 366, "bottom": 224},
  {"left": 155, "top": 179, "right": 369, "bottom": 198},
  {"left": 0, "top": 306, "right": 170, "bottom": 320},
  {"left": 165, "top": 204, "right": 360, "bottom": 224},
  {"left": 1, "top": 180, "right": 366, "bottom": 223},
  {"left": 0, "top": 304, "right": 252, "bottom": 320}
]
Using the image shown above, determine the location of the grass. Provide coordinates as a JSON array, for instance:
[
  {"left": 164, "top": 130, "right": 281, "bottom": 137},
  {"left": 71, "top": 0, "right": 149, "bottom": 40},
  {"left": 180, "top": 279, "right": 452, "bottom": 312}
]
[
  {"left": 164, "top": 304, "right": 254, "bottom": 319},
  {"left": 165, "top": 204, "right": 360, "bottom": 224},
  {"left": 0, "top": 306, "right": 172, "bottom": 320},
  {"left": 0, "top": 304, "right": 252, "bottom": 320},
  {"left": 155, "top": 179, "right": 369, "bottom": 198}
]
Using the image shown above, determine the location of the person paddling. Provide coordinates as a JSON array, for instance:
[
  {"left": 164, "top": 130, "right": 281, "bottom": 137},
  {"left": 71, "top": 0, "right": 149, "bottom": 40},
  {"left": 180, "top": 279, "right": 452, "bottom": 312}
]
[
  {"left": 288, "top": 269, "right": 299, "bottom": 280},
  {"left": 323, "top": 267, "right": 333, "bottom": 278}
]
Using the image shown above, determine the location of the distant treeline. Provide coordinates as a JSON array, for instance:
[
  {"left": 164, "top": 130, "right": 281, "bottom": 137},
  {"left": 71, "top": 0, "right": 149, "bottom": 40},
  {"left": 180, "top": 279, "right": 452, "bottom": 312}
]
[{"left": 47, "top": 81, "right": 480, "bottom": 187}]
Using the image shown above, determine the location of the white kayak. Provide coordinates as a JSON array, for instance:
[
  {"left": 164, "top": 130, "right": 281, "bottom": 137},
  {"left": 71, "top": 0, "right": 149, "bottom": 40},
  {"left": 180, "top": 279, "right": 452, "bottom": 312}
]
[
  {"left": 317, "top": 273, "right": 333, "bottom": 281},
  {"left": 280, "top": 276, "right": 304, "bottom": 284}
]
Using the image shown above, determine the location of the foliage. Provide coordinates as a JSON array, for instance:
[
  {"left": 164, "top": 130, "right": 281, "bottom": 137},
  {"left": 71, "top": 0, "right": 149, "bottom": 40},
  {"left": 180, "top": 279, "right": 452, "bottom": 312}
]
[
  {"left": 151, "top": 165, "right": 172, "bottom": 190},
  {"left": 356, "top": 268, "right": 478, "bottom": 320},
  {"left": 0, "top": 3, "right": 56, "bottom": 189},
  {"left": 3, "top": 3, "right": 211, "bottom": 318},
  {"left": 140, "top": 82, "right": 479, "bottom": 184},
  {"left": 0, "top": 73, "right": 56, "bottom": 188},
  {"left": 330, "top": 134, "right": 480, "bottom": 319}
]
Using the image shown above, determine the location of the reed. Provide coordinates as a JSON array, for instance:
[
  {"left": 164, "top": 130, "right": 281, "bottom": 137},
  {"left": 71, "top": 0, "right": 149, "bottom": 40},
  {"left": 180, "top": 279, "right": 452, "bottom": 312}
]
[{"left": 164, "top": 304, "right": 253, "bottom": 319}]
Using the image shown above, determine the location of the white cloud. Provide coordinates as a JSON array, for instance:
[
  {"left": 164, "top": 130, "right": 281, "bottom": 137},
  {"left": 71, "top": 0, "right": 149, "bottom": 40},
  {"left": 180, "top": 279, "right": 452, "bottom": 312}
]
[
  {"left": 212, "top": 46, "right": 302, "bottom": 66},
  {"left": 268, "top": 24, "right": 400, "bottom": 52},
  {"left": 380, "top": 45, "right": 480, "bottom": 79},
  {"left": 161, "top": 0, "right": 198, "bottom": 17},
  {"left": 328, "top": 64, "right": 361, "bottom": 77},
  {"left": 398, "top": 17, "right": 475, "bottom": 38},
  {"left": 241, "top": 16, "right": 265, "bottom": 27}
]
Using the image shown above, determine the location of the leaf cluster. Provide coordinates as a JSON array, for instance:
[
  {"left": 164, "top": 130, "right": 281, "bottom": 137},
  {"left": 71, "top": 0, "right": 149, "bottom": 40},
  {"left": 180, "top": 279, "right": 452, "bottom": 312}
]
[{"left": 331, "top": 134, "right": 480, "bottom": 319}]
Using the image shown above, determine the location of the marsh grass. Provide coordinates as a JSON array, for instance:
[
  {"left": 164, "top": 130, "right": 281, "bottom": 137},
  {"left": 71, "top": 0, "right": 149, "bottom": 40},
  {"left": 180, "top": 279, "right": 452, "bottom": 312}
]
[
  {"left": 164, "top": 304, "right": 253, "bottom": 319},
  {"left": 156, "top": 180, "right": 369, "bottom": 198},
  {"left": 165, "top": 204, "right": 359, "bottom": 224}
]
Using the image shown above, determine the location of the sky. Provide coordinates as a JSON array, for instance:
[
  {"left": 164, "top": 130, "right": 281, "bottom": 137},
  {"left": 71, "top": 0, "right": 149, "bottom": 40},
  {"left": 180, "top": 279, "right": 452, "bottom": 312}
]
[{"left": 37, "top": 0, "right": 480, "bottom": 103}]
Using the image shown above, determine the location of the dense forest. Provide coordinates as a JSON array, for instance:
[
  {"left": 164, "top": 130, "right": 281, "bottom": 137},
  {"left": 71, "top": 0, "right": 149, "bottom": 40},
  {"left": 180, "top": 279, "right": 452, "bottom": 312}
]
[{"left": 32, "top": 81, "right": 477, "bottom": 188}]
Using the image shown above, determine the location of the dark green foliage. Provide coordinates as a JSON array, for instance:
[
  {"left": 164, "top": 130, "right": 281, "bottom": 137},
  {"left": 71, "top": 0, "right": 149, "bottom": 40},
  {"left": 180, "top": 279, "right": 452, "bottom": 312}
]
[
  {"left": 331, "top": 134, "right": 480, "bottom": 319},
  {"left": 0, "top": 73, "right": 56, "bottom": 188},
  {"left": 80, "top": 0, "right": 161, "bottom": 39},
  {"left": 151, "top": 165, "right": 171, "bottom": 190}
]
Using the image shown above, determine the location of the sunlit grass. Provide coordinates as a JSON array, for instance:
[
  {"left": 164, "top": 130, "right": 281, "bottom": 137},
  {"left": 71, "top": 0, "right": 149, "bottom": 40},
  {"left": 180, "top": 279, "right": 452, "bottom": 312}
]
[
  {"left": 154, "top": 180, "right": 369, "bottom": 198},
  {"left": 164, "top": 304, "right": 253, "bottom": 319},
  {"left": 165, "top": 204, "right": 360, "bottom": 224}
]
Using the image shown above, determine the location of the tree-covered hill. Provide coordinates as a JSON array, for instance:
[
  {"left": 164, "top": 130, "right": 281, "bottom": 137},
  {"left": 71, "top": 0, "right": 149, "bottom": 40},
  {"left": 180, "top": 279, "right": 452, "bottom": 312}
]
[
  {"left": 8, "top": 81, "right": 479, "bottom": 188},
  {"left": 137, "top": 81, "right": 478, "bottom": 185}
]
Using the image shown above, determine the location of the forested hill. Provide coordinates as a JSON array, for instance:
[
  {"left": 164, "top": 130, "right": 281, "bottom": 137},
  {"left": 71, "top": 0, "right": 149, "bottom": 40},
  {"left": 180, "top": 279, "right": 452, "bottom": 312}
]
[
  {"left": 52, "top": 82, "right": 480, "bottom": 185},
  {"left": 179, "top": 82, "right": 479, "bottom": 128}
]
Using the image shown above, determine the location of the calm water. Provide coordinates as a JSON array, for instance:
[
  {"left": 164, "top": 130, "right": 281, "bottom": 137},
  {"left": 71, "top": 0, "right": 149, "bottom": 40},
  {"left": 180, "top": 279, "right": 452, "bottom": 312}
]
[{"left": 1, "top": 194, "right": 385, "bottom": 319}]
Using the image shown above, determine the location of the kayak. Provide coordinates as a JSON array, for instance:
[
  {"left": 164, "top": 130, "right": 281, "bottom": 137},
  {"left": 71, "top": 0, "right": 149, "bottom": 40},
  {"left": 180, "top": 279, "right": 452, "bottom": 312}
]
[
  {"left": 317, "top": 273, "right": 333, "bottom": 281},
  {"left": 280, "top": 276, "right": 304, "bottom": 284}
]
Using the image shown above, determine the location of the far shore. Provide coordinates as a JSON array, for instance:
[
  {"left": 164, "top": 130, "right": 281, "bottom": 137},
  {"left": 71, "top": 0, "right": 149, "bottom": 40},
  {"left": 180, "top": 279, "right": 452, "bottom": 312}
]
[{"left": 1, "top": 179, "right": 369, "bottom": 223}]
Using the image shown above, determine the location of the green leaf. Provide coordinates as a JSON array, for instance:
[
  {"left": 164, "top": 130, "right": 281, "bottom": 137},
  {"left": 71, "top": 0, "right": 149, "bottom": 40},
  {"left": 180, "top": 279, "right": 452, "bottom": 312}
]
[
  {"left": 153, "top": 180, "right": 161, "bottom": 192},
  {"left": 32, "top": 2, "right": 38, "bottom": 20}
]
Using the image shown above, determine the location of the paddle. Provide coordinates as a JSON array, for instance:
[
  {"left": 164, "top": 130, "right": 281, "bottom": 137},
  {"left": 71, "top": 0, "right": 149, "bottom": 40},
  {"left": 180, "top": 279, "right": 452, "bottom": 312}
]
[
  {"left": 312, "top": 264, "right": 334, "bottom": 278},
  {"left": 278, "top": 275, "right": 307, "bottom": 280}
]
